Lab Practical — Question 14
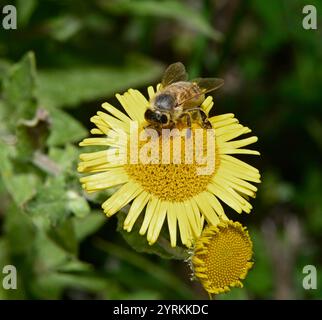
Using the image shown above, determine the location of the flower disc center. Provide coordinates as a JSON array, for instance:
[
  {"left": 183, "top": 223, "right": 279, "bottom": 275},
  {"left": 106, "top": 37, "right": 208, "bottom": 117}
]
[
  {"left": 192, "top": 221, "right": 253, "bottom": 294},
  {"left": 124, "top": 128, "right": 217, "bottom": 202}
]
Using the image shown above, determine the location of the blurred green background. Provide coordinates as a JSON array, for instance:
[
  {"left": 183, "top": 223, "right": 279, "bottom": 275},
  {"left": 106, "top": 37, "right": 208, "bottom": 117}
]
[{"left": 0, "top": 0, "right": 321, "bottom": 300}]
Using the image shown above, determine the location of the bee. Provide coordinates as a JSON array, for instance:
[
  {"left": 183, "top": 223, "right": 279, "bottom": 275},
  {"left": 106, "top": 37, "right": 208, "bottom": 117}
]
[{"left": 144, "top": 62, "right": 224, "bottom": 132}]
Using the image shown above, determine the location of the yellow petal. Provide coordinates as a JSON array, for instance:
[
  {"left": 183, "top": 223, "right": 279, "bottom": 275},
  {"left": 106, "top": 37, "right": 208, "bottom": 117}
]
[
  {"left": 102, "top": 181, "right": 142, "bottom": 217},
  {"left": 203, "top": 192, "right": 228, "bottom": 221},
  {"left": 216, "top": 126, "right": 251, "bottom": 143},
  {"left": 80, "top": 169, "right": 128, "bottom": 192},
  {"left": 194, "top": 193, "right": 221, "bottom": 225},
  {"left": 175, "top": 202, "right": 193, "bottom": 247},
  {"left": 139, "top": 196, "right": 159, "bottom": 235},
  {"left": 167, "top": 202, "right": 177, "bottom": 247},
  {"left": 222, "top": 136, "right": 258, "bottom": 149},
  {"left": 102, "top": 102, "right": 131, "bottom": 123},
  {"left": 201, "top": 96, "right": 214, "bottom": 114},
  {"left": 124, "top": 191, "right": 150, "bottom": 232},
  {"left": 147, "top": 201, "right": 167, "bottom": 244},
  {"left": 147, "top": 86, "right": 155, "bottom": 100},
  {"left": 183, "top": 200, "right": 202, "bottom": 239},
  {"left": 207, "top": 182, "right": 242, "bottom": 213}
]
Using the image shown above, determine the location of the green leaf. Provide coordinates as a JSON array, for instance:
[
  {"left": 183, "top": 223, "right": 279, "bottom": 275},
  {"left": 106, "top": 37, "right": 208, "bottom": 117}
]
[
  {"left": 66, "top": 190, "right": 91, "bottom": 218},
  {"left": 48, "top": 219, "right": 78, "bottom": 255},
  {"left": 16, "top": 108, "right": 50, "bottom": 160},
  {"left": 0, "top": 141, "right": 39, "bottom": 206},
  {"left": 2, "top": 52, "right": 37, "bottom": 126},
  {"left": 103, "top": 0, "right": 222, "bottom": 41},
  {"left": 48, "top": 144, "right": 80, "bottom": 172},
  {"left": 0, "top": 59, "right": 11, "bottom": 82},
  {"left": 17, "top": 0, "right": 38, "bottom": 26},
  {"left": 47, "top": 109, "right": 87, "bottom": 146},
  {"left": 37, "top": 58, "right": 163, "bottom": 109},
  {"left": 26, "top": 175, "right": 69, "bottom": 227},
  {"left": 117, "top": 211, "right": 188, "bottom": 260},
  {"left": 74, "top": 211, "right": 106, "bottom": 241},
  {"left": 33, "top": 231, "right": 73, "bottom": 272},
  {"left": 4, "top": 203, "right": 36, "bottom": 256},
  {"left": 8, "top": 174, "right": 39, "bottom": 206},
  {"left": 47, "top": 15, "right": 82, "bottom": 42}
]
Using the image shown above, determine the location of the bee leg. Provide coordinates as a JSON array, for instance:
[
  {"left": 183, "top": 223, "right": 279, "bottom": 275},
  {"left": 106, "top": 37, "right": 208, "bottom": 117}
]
[{"left": 199, "top": 109, "right": 212, "bottom": 129}]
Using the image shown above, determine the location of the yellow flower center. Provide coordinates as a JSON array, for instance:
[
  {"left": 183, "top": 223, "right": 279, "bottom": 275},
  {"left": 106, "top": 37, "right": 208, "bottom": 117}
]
[
  {"left": 124, "top": 127, "right": 219, "bottom": 202},
  {"left": 192, "top": 220, "right": 253, "bottom": 295}
]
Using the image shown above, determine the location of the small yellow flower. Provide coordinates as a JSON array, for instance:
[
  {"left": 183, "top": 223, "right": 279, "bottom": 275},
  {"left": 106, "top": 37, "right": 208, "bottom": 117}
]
[
  {"left": 191, "top": 220, "right": 253, "bottom": 295},
  {"left": 78, "top": 85, "right": 260, "bottom": 247}
]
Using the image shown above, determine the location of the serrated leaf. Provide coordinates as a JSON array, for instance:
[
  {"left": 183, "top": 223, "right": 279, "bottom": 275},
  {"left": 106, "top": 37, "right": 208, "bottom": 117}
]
[
  {"left": 117, "top": 211, "right": 188, "bottom": 260},
  {"left": 103, "top": 0, "right": 222, "bottom": 41},
  {"left": 37, "top": 58, "right": 163, "bottom": 109}
]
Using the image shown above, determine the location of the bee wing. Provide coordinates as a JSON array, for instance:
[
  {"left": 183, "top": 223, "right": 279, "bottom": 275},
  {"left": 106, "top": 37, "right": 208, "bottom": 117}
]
[
  {"left": 176, "top": 78, "right": 224, "bottom": 107},
  {"left": 191, "top": 78, "right": 224, "bottom": 94},
  {"left": 162, "top": 62, "right": 188, "bottom": 87}
]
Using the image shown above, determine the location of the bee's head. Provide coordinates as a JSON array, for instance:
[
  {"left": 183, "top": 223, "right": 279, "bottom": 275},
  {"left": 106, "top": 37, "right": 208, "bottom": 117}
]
[
  {"left": 144, "top": 109, "right": 169, "bottom": 125},
  {"left": 154, "top": 93, "right": 176, "bottom": 110}
]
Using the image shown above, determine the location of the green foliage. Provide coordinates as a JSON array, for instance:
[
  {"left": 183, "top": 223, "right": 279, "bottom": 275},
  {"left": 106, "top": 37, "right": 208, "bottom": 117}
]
[
  {"left": 37, "top": 59, "right": 163, "bottom": 109},
  {"left": 102, "top": 0, "right": 222, "bottom": 41},
  {"left": 0, "top": 51, "right": 113, "bottom": 299}
]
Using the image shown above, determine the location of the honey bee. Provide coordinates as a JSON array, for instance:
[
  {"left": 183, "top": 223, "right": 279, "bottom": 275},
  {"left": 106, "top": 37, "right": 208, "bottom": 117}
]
[{"left": 144, "top": 62, "right": 224, "bottom": 132}]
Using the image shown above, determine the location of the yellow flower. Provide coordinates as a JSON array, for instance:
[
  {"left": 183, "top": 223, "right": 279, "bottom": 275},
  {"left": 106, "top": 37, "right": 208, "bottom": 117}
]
[
  {"left": 191, "top": 220, "right": 253, "bottom": 295},
  {"left": 78, "top": 85, "right": 260, "bottom": 247}
]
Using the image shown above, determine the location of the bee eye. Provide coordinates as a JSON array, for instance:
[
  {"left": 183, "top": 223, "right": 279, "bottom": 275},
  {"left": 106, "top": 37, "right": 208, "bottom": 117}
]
[
  {"left": 161, "top": 114, "right": 168, "bottom": 124},
  {"left": 144, "top": 109, "right": 154, "bottom": 120}
]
